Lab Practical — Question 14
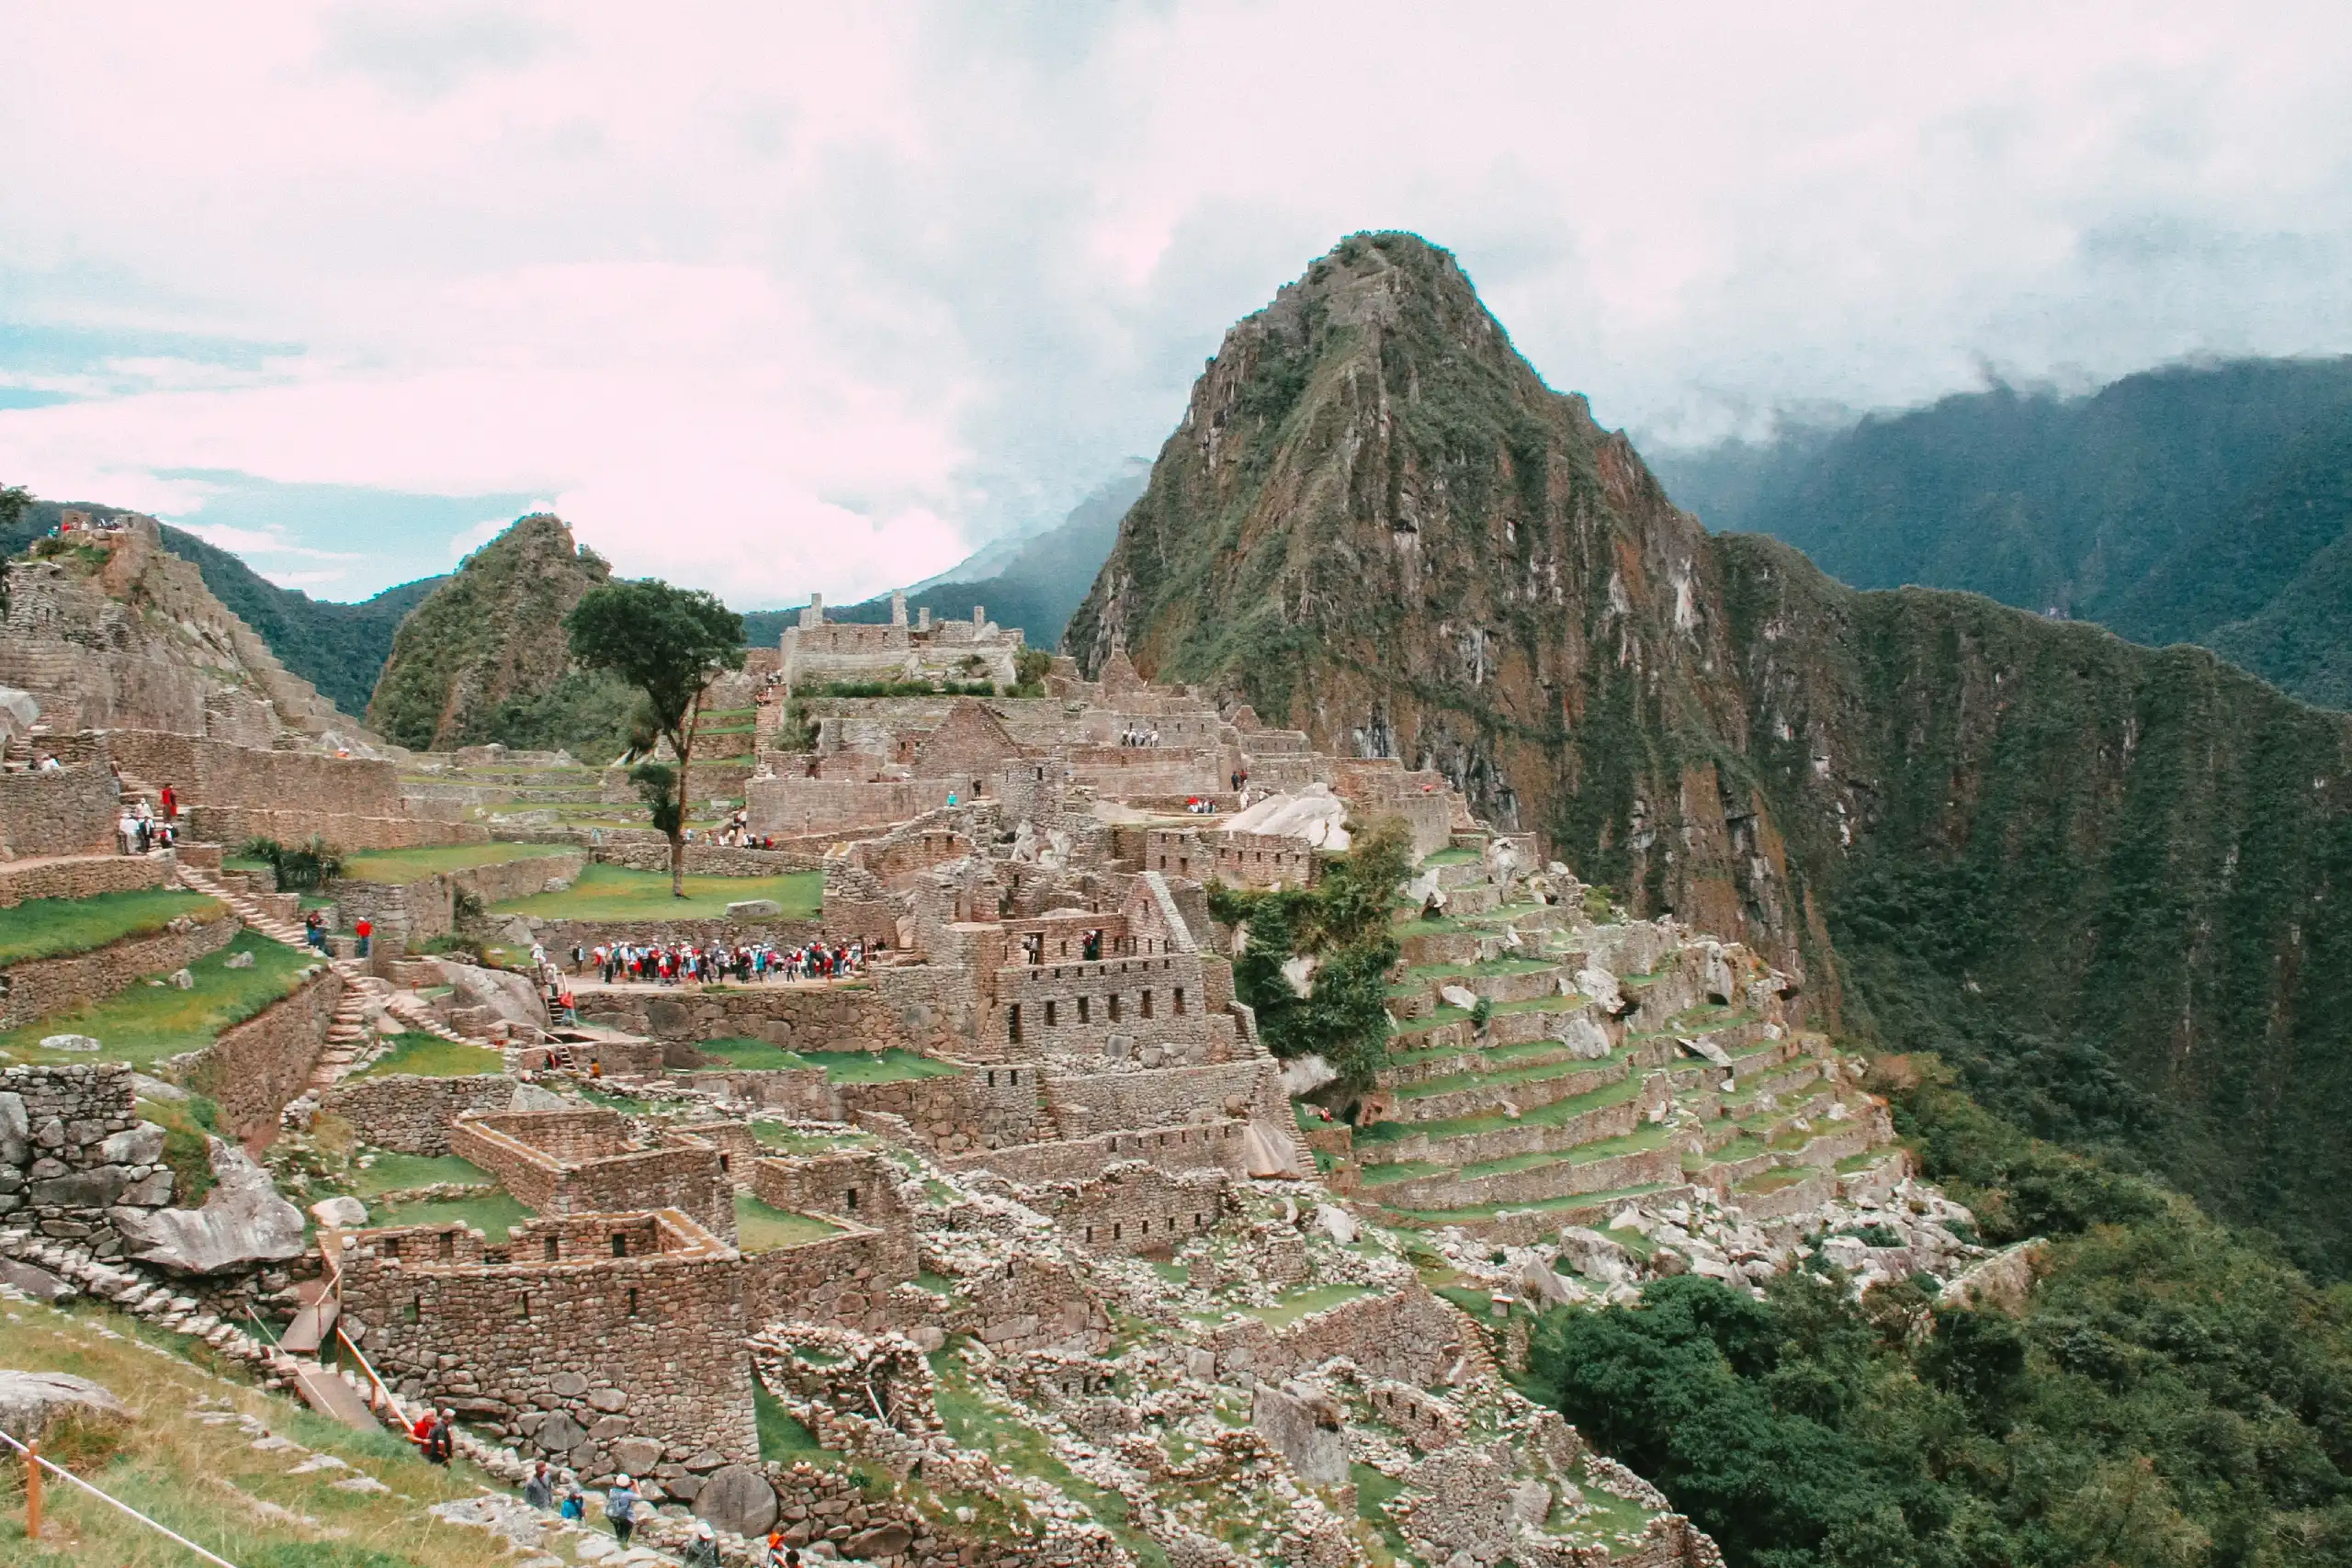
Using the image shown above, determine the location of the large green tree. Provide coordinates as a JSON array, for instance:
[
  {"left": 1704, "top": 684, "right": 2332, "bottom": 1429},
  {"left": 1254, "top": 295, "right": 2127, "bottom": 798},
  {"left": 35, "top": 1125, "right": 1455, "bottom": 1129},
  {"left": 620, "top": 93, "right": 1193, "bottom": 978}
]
[{"left": 564, "top": 578, "right": 744, "bottom": 896}]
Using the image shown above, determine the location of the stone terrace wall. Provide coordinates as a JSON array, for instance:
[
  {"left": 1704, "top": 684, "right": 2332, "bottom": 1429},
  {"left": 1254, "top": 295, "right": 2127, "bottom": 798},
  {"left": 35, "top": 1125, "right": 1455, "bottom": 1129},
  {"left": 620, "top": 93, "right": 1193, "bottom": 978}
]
[
  {"left": 1045, "top": 1059, "right": 1287, "bottom": 1141},
  {"left": 184, "top": 965, "right": 342, "bottom": 1137},
  {"left": 837, "top": 1065, "right": 1049, "bottom": 1155},
  {"left": 1036, "top": 1162, "right": 1229, "bottom": 1256},
  {"left": 0, "top": 910, "right": 235, "bottom": 1029},
  {"left": 749, "top": 1149, "right": 906, "bottom": 1226},
  {"left": 0, "top": 763, "right": 119, "bottom": 857},
  {"left": 321, "top": 1074, "right": 518, "bottom": 1155},
  {"left": 938, "top": 1251, "right": 1111, "bottom": 1357},
  {"left": 582, "top": 983, "right": 911, "bottom": 1051},
  {"left": 943, "top": 1118, "right": 1251, "bottom": 1184},
  {"left": 449, "top": 1110, "right": 734, "bottom": 1241},
  {"left": 589, "top": 835, "right": 826, "bottom": 875},
  {"left": 187, "top": 806, "right": 486, "bottom": 851},
  {"left": 742, "top": 1224, "right": 919, "bottom": 1332},
  {"left": 105, "top": 731, "right": 404, "bottom": 816},
  {"left": 337, "top": 1211, "right": 757, "bottom": 1465},
  {"left": 0, "top": 853, "right": 164, "bottom": 908},
  {"left": 0, "top": 1062, "right": 175, "bottom": 1256},
  {"left": 1203, "top": 1285, "right": 1472, "bottom": 1386}
]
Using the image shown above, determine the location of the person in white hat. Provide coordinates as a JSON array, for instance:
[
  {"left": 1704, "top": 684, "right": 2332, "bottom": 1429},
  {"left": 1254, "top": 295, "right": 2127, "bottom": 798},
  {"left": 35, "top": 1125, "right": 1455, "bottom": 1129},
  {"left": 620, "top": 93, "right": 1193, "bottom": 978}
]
[
  {"left": 683, "top": 1518, "right": 721, "bottom": 1566},
  {"left": 605, "top": 1473, "right": 640, "bottom": 1545}
]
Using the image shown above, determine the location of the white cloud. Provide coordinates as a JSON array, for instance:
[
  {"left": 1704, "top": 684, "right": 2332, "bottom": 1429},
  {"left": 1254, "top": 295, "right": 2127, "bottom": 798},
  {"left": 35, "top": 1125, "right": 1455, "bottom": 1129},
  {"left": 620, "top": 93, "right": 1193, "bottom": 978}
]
[{"left": 0, "top": 1, "right": 2347, "bottom": 603}]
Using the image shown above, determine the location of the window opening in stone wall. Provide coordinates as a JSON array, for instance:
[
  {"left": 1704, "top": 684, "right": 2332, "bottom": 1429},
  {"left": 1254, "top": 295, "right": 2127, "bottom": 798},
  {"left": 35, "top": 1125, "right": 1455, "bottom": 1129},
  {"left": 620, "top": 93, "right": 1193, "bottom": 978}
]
[
  {"left": 1113, "top": 1224, "right": 1121, "bottom": 1240},
  {"left": 611, "top": 1235, "right": 628, "bottom": 1258},
  {"left": 1141, "top": 989, "right": 1153, "bottom": 1019},
  {"left": 1174, "top": 987, "right": 1186, "bottom": 1014},
  {"left": 1194, "top": 1213, "right": 1205, "bottom": 1227},
  {"left": 1009, "top": 1068, "right": 1020, "bottom": 1085},
  {"left": 405, "top": 1297, "right": 421, "bottom": 1324},
  {"left": 1009, "top": 1003, "right": 1022, "bottom": 1043},
  {"left": 628, "top": 1287, "right": 639, "bottom": 1315},
  {"left": 1079, "top": 997, "right": 1090, "bottom": 1024},
  {"left": 520, "top": 1292, "right": 531, "bottom": 1320},
  {"left": 845, "top": 1188, "right": 859, "bottom": 1212},
  {"left": 1044, "top": 1000, "right": 1057, "bottom": 1029},
  {"left": 718, "top": 1154, "right": 729, "bottom": 1172},
  {"left": 438, "top": 1232, "right": 456, "bottom": 1261},
  {"left": 544, "top": 1236, "right": 560, "bottom": 1261},
  {"left": 1109, "top": 994, "right": 1122, "bottom": 1022}
]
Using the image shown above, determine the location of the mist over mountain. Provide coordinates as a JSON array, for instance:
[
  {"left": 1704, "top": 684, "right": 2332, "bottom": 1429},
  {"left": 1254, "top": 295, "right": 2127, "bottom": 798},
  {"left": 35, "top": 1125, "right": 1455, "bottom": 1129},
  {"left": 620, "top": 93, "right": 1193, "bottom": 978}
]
[{"left": 1651, "top": 358, "right": 2352, "bottom": 709}]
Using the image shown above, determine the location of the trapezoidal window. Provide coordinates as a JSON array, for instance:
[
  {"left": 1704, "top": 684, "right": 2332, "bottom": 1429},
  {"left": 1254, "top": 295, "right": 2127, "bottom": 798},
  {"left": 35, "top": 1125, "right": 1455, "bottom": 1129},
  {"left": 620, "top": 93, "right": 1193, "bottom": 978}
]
[
  {"left": 1009, "top": 1003, "right": 1023, "bottom": 1043},
  {"left": 1174, "top": 987, "right": 1187, "bottom": 1014},
  {"left": 1044, "top": 1000, "right": 1057, "bottom": 1028},
  {"left": 1108, "top": 994, "right": 1122, "bottom": 1023},
  {"left": 1078, "top": 997, "right": 1090, "bottom": 1024},
  {"left": 611, "top": 1234, "right": 628, "bottom": 1258},
  {"left": 1140, "top": 989, "right": 1153, "bottom": 1019}
]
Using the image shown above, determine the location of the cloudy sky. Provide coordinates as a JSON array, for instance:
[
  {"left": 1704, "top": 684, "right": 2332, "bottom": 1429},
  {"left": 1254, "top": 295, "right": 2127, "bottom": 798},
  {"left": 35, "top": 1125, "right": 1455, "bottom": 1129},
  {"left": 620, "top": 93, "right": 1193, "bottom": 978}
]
[{"left": 2, "top": 2, "right": 2347, "bottom": 604}]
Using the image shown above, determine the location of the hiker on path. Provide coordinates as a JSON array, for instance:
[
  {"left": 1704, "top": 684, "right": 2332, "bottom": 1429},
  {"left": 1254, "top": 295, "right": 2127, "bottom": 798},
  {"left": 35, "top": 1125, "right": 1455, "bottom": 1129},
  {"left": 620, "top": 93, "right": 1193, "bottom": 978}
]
[
  {"left": 524, "top": 1461, "right": 554, "bottom": 1511},
  {"left": 355, "top": 917, "right": 372, "bottom": 957},
  {"left": 304, "top": 909, "right": 326, "bottom": 951},
  {"left": 423, "top": 1408, "right": 454, "bottom": 1464},
  {"left": 605, "top": 1473, "right": 640, "bottom": 1545},
  {"left": 682, "top": 1520, "right": 722, "bottom": 1566},
  {"left": 560, "top": 1480, "right": 587, "bottom": 1522}
]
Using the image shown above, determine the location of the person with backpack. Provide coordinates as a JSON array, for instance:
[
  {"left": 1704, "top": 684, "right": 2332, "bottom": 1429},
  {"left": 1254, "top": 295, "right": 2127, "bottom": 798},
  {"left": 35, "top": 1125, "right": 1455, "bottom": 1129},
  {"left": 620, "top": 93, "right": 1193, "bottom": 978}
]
[
  {"left": 605, "top": 1473, "right": 640, "bottom": 1545},
  {"left": 682, "top": 1520, "right": 721, "bottom": 1566},
  {"left": 559, "top": 1480, "right": 586, "bottom": 1522},
  {"left": 524, "top": 1461, "right": 553, "bottom": 1511}
]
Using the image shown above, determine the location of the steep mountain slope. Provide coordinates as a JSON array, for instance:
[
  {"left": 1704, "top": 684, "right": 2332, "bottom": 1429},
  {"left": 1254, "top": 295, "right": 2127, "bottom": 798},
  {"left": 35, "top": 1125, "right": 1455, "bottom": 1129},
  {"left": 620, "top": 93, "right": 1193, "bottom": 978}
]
[
  {"left": 366, "top": 513, "right": 632, "bottom": 754},
  {"left": 741, "top": 467, "right": 1147, "bottom": 651},
  {"left": 1069, "top": 232, "right": 2352, "bottom": 1274},
  {"left": 1, "top": 499, "right": 446, "bottom": 715},
  {"left": 1653, "top": 358, "right": 2352, "bottom": 707}
]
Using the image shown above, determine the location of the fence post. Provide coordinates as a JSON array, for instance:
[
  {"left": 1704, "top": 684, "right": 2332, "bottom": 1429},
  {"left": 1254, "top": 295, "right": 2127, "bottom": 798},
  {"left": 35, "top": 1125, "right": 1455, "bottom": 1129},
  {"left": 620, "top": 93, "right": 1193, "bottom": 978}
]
[{"left": 24, "top": 1438, "right": 40, "bottom": 1539}]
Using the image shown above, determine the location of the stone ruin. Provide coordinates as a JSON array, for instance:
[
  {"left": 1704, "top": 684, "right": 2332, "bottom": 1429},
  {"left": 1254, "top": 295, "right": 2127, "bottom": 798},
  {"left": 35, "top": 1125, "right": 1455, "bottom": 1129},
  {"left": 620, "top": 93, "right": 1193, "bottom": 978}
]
[{"left": 0, "top": 538, "right": 1994, "bottom": 1568}]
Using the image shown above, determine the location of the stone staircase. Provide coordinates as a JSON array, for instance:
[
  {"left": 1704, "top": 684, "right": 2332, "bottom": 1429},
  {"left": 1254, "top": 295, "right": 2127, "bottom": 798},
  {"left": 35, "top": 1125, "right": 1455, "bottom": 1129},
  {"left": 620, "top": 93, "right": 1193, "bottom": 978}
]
[
  {"left": 308, "top": 972, "right": 398, "bottom": 1089},
  {"left": 174, "top": 861, "right": 311, "bottom": 947}
]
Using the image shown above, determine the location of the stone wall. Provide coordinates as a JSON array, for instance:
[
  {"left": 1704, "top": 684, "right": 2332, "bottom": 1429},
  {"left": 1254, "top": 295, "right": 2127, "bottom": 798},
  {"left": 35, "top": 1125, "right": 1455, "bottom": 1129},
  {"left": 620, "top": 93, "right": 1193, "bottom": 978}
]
[
  {"left": 0, "top": 763, "right": 120, "bottom": 858},
  {"left": 321, "top": 1074, "right": 519, "bottom": 1155},
  {"left": 1363, "top": 1142, "right": 1686, "bottom": 1213},
  {"left": 1144, "top": 828, "right": 1317, "bottom": 889},
  {"left": 104, "top": 731, "right": 405, "bottom": 817},
  {"left": 837, "top": 1065, "right": 1050, "bottom": 1155},
  {"left": 0, "top": 910, "right": 236, "bottom": 1029},
  {"left": 449, "top": 1109, "right": 733, "bottom": 1241},
  {"left": 0, "top": 1062, "right": 175, "bottom": 1257},
  {"left": 0, "top": 852, "right": 164, "bottom": 908},
  {"left": 1203, "top": 1285, "right": 1473, "bottom": 1387},
  {"left": 943, "top": 1119, "right": 1251, "bottom": 1184},
  {"left": 581, "top": 983, "right": 910, "bottom": 1051},
  {"left": 990, "top": 951, "right": 1238, "bottom": 1063},
  {"left": 1044, "top": 1059, "right": 1288, "bottom": 1142},
  {"left": 742, "top": 1223, "right": 919, "bottom": 1332},
  {"left": 337, "top": 1210, "right": 757, "bottom": 1466},
  {"left": 589, "top": 836, "right": 825, "bottom": 875},
  {"left": 1031, "top": 1161, "right": 1229, "bottom": 1255},
  {"left": 938, "top": 1250, "right": 1111, "bottom": 1357},
  {"left": 184, "top": 965, "right": 342, "bottom": 1138},
  {"left": 186, "top": 805, "right": 485, "bottom": 851},
  {"left": 749, "top": 1149, "right": 907, "bottom": 1227}
]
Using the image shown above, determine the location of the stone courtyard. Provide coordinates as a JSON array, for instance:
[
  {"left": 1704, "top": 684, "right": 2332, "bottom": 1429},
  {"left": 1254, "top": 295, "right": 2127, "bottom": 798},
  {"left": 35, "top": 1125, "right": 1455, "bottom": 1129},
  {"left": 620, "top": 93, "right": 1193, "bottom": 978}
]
[{"left": 0, "top": 518, "right": 2001, "bottom": 1567}]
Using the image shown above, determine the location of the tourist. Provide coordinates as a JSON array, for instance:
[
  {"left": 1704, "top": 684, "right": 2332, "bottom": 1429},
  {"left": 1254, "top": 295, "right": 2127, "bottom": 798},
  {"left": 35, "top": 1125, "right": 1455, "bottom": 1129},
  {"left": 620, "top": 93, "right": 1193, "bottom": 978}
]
[
  {"left": 605, "top": 1473, "right": 640, "bottom": 1545},
  {"left": 304, "top": 909, "right": 326, "bottom": 951},
  {"left": 160, "top": 781, "right": 177, "bottom": 818},
  {"left": 37, "top": 752, "right": 60, "bottom": 772},
  {"left": 117, "top": 807, "right": 141, "bottom": 855},
  {"left": 354, "top": 917, "right": 372, "bottom": 957},
  {"left": 524, "top": 1461, "right": 554, "bottom": 1511},
  {"left": 560, "top": 1480, "right": 586, "bottom": 1522},
  {"left": 682, "top": 1520, "right": 721, "bottom": 1566},
  {"left": 760, "top": 1529, "right": 790, "bottom": 1566},
  {"left": 424, "top": 1408, "right": 455, "bottom": 1465}
]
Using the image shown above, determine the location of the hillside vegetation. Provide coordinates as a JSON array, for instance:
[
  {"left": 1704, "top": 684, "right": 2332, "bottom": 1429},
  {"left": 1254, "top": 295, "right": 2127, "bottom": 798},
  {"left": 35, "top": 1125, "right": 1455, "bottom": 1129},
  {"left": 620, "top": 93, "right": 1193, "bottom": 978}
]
[
  {"left": 1067, "top": 232, "right": 2352, "bottom": 1277},
  {"left": 365, "top": 513, "right": 637, "bottom": 756},
  {"left": 1654, "top": 360, "right": 2352, "bottom": 708}
]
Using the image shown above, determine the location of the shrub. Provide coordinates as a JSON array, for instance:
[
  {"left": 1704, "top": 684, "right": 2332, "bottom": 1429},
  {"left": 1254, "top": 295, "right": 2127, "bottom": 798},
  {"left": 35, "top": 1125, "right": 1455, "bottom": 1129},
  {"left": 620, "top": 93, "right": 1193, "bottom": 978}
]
[{"left": 240, "top": 835, "right": 344, "bottom": 892}]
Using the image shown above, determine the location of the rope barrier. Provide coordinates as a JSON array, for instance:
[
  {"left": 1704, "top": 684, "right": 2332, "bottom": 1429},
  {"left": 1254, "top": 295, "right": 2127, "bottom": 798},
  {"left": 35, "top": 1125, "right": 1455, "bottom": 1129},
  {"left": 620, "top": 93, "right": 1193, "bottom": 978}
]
[{"left": 0, "top": 1422, "right": 245, "bottom": 1567}]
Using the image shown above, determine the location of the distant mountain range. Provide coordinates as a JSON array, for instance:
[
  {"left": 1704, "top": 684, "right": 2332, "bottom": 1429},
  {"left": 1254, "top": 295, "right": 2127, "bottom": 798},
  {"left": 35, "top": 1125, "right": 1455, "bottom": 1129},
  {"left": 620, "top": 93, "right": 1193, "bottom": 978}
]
[
  {"left": 1651, "top": 357, "right": 2352, "bottom": 710},
  {"left": 741, "top": 466, "right": 1148, "bottom": 652}
]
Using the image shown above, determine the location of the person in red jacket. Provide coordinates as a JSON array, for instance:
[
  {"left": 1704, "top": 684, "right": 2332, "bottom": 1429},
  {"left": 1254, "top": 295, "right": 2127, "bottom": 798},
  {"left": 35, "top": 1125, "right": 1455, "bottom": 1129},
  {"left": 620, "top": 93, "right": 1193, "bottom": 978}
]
[
  {"left": 159, "top": 783, "right": 177, "bottom": 819},
  {"left": 355, "top": 917, "right": 373, "bottom": 957}
]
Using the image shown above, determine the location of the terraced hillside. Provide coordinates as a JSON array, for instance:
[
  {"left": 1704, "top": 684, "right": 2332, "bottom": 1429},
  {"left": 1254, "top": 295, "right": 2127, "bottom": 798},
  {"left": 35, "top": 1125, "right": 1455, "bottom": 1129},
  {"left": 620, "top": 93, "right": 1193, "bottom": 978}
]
[{"left": 1349, "top": 842, "right": 1898, "bottom": 1240}]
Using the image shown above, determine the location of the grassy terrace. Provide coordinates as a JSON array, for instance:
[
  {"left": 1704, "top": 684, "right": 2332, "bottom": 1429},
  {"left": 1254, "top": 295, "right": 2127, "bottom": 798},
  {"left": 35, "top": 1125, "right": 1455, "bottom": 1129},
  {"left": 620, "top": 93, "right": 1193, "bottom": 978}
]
[
  {"left": 338, "top": 841, "right": 580, "bottom": 884},
  {"left": 735, "top": 1191, "right": 843, "bottom": 1252},
  {"left": 1386, "top": 1179, "right": 1675, "bottom": 1224},
  {"left": 345, "top": 1152, "right": 493, "bottom": 1194},
  {"left": 695, "top": 1037, "right": 959, "bottom": 1083},
  {"left": 1357, "top": 1073, "right": 1641, "bottom": 1146},
  {"left": 1359, "top": 1122, "right": 1678, "bottom": 1189},
  {"left": 490, "top": 863, "right": 821, "bottom": 921},
  {"left": 751, "top": 1122, "right": 876, "bottom": 1154},
  {"left": 0, "top": 930, "right": 311, "bottom": 1067},
  {"left": 346, "top": 1032, "right": 506, "bottom": 1079},
  {"left": 0, "top": 886, "right": 224, "bottom": 965},
  {"left": 1392, "top": 1049, "right": 1625, "bottom": 1102},
  {"left": 1420, "top": 846, "right": 1480, "bottom": 865},
  {"left": 370, "top": 1188, "right": 533, "bottom": 1241}
]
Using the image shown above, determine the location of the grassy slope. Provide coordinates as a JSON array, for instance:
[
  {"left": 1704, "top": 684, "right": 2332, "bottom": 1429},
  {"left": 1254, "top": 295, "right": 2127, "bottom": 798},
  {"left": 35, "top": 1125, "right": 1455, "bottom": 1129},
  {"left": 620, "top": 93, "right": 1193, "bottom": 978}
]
[
  {"left": 0, "top": 1294, "right": 516, "bottom": 1567},
  {"left": 337, "top": 843, "right": 577, "bottom": 885},
  {"left": 346, "top": 1034, "right": 505, "bottom": 1080},
  {"left": 0, "top": 888, "right": 223, "bottom": 965},
  {"left": 0, "top": 930, "right": 312, "bottom": 1067}
]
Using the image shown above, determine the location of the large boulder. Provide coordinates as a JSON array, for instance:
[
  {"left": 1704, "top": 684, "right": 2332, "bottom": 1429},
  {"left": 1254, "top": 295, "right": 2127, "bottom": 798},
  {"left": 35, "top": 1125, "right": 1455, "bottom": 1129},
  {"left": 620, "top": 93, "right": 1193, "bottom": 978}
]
[
  {"left": 430, "top": 960, "right": 547, "bottom": 1029},
  {"left": 1251, "top": 1381, "right": 1347, "bottom": 1486},
  {"left": 0, "top": 1370, "right": 131, "bottom": 1443},
  {"left": 694, "top": 1463, "right": 779, "bottom": 1538},
  {"left": 111, "top": 1138, "right": 305, "bottom": 1274},
  {"left": 0, "top": 1091, "right": 28, "bottom": 1165}
]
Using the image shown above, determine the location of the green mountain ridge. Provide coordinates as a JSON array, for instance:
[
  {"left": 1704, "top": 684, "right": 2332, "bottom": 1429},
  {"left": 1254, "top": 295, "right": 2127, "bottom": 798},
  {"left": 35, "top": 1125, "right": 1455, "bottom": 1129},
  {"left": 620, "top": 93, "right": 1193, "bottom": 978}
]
[
  {"left": 1068, "top": 231, "right": 2352, "bottom": 1280},
  {"left": 1654, "top": 358, "right": 2352, "bottom": 708}
]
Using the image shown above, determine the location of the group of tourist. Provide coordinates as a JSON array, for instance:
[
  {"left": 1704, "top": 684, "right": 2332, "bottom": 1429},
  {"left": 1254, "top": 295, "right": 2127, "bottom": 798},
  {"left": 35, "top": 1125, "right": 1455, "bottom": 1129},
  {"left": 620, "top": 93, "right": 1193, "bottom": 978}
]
[
  {"left": 578, "top": 937, "right": 867, "bottom": 987},
  {"left": 1117, "top": 725, "right": 1162, "bottom": 747},
  {"left": 521, "top": 1461, "right": 797, "bottom": 1563},
  {"left": 707, "top": 807, "right": 780, "bottom": 849},
  {"left": 115, "top": 796, "right": 177, "bottom": 854}
]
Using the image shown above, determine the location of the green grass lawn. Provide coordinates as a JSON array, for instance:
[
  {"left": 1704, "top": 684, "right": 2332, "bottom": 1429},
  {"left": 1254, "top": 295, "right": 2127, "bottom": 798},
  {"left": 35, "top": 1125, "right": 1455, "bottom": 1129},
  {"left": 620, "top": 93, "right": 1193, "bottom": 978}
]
[
  {"left": 735, "top": 1191, "right": 843, "bottom": 1252},
  {"left": 1420, "top": 846, "right": 1480, "bottom": 865},
  {"left": 370, "top": 1188, "right": 533, "bottom": 1241},
  {"left": 749, "top": 1122, "right": 874, "bottom": 1153},
  {"left": 489, "top": 862, "right": 821, "bottom": 921},
  {"left": 0, "top": 886, "right": 225, "bottom": 965},
  {"left": 346, "top": 1032, "right": 506, "bottom": 1079},
  {"left": 345, "top": 1152, "right": 492, "bottom": 1196},
  {"left": 697, "top": 1036, "right": 958, "bottom": 1083},
  {"left": 337, "top": 841, "right": 579, "bottom": 885},
  {"left": 0, "top": 930, "right": 312, "bottom": 1067},
  {"left": 1239, "top": 1282, "right": 1370, "bottom": 1327}
]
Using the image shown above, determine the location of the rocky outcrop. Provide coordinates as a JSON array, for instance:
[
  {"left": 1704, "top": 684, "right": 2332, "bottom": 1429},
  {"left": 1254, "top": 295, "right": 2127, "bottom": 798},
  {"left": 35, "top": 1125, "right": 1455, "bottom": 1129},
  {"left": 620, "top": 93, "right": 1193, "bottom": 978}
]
[
  {"left": 0, "top": 1368, "right": 132, "bottom": 1441},
  {"left": 1068, "top": 231, "right": 2352, "bottom": 1276},
  {"left": 111, "top": 1137, "right": 305, "bottom": 1275}
]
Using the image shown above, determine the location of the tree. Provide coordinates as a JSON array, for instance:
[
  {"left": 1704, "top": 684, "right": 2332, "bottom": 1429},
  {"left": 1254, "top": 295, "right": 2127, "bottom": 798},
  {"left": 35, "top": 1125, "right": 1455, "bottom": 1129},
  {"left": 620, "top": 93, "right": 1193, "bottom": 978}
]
[{"left": 565, "top": 579, "right": 745, "bottom": 896}]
